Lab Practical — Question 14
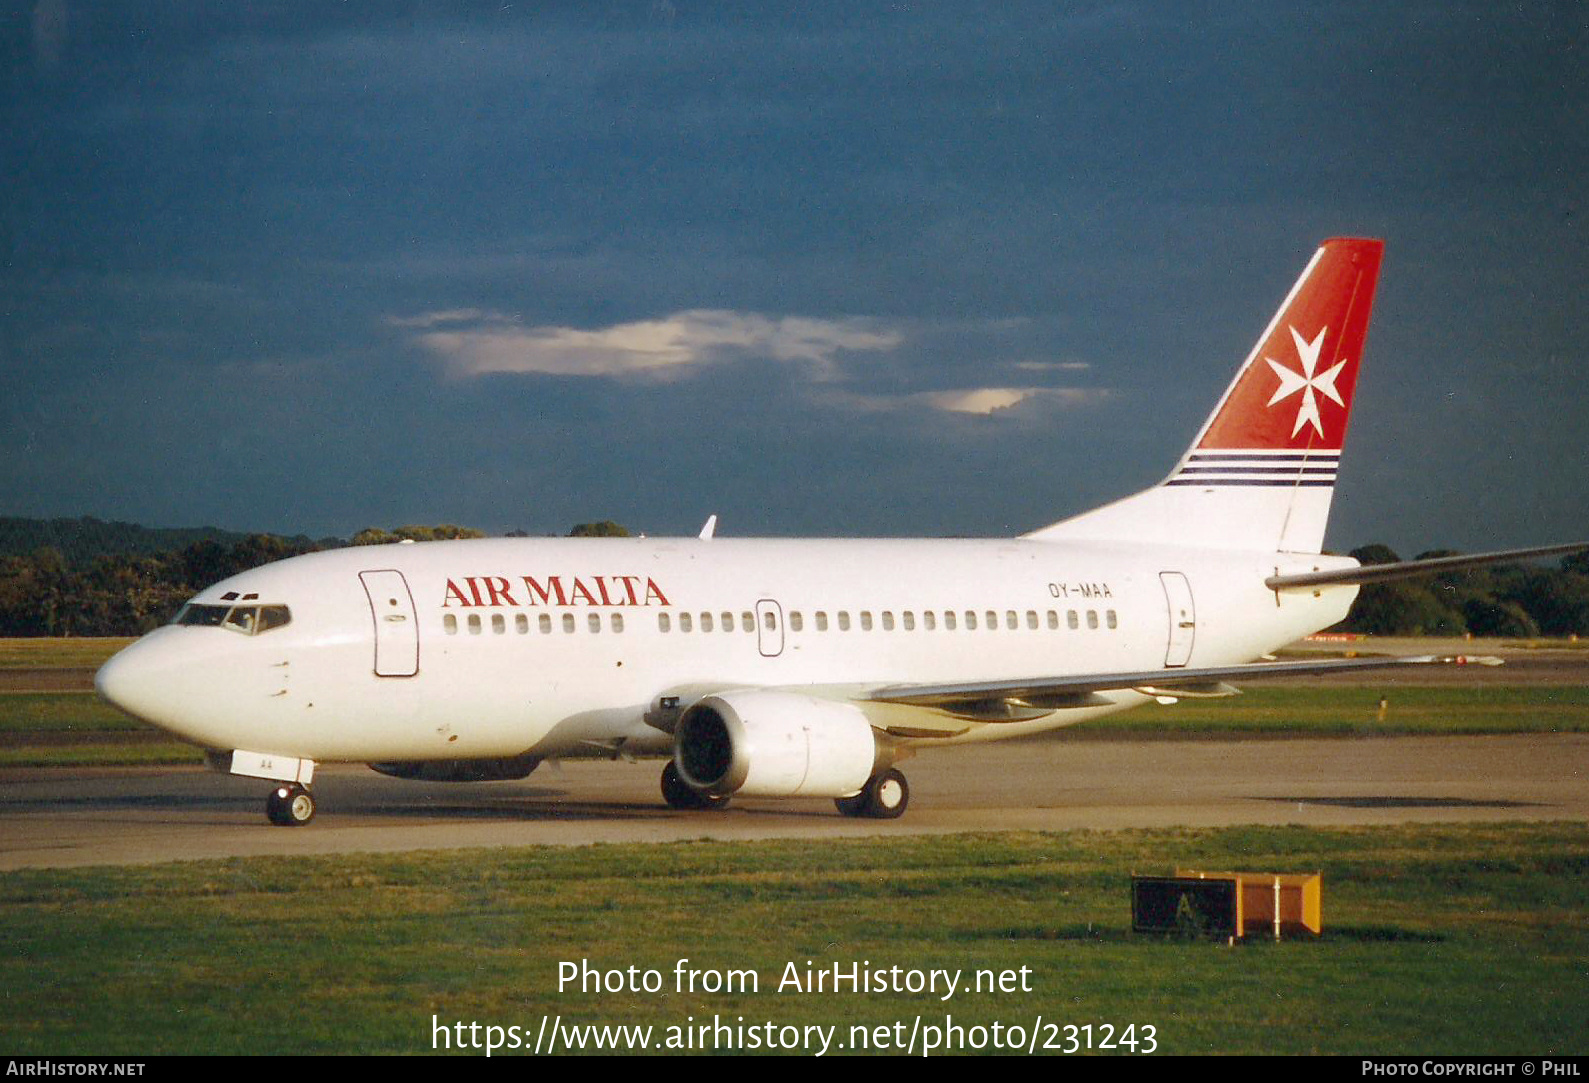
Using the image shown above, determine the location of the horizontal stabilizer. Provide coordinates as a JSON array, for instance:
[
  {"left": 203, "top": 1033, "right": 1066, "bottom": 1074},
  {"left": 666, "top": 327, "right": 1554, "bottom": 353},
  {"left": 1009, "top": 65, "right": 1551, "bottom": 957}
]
[
  {"left": 1265, "top": 541, "right": 1589, "bottom": 590},
  {"left": 870, "top": 654, "right": 1500, "bottom": 717}
]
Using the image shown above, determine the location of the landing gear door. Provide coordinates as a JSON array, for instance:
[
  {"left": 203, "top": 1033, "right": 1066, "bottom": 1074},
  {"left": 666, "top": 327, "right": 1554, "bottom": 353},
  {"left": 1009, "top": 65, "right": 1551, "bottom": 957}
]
[
  {"left": 1159, "top": 571, "right": 1195, "bottom": 668},
  {"left": 755, "top": 599, "right": 785, "bottom": 658},
  {"left": 360, "top": 570, "right": 419, "bottom": 677}
]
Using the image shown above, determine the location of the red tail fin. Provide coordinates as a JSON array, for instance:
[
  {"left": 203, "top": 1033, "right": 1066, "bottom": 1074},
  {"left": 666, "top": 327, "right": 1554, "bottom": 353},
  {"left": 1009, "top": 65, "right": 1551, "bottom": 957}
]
[
  {"left": 1029, "top": 239, "right": 1384, "bottom": 553},
  {"left": 1192, "top": 237, "right": 1383, "bottom": 452}
]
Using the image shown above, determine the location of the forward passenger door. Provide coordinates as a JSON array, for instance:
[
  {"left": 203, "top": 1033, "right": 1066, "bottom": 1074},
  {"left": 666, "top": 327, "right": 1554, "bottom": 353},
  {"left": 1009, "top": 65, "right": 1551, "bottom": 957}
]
[{"left": 359, "top": 570, "right": 420, "bottom": 677}]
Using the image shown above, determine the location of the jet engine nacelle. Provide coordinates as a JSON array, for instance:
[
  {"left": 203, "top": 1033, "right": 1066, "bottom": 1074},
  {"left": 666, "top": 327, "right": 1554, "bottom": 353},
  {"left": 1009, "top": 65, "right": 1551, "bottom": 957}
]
[
  {"left": 673, "top": 690, "right": 880, "bottom": 798},
  {"left": 369, "top": 754, "right": 541, "bottom": 783}
]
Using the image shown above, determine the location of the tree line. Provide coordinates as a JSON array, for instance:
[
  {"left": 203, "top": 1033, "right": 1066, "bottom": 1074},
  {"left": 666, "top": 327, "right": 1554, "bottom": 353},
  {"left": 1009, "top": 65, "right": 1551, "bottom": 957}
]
[
  {"left": 0, "top": 524, "right": 485, "bottom": 637},
  {"left": 1341, "top": 545, "right": 1589, "bottom": 638},
  {"left": 0, "top": 515, "right": 277, "bottom": 565},
  {"left": 0, "top": 525, "right": 1583, "bottom": 638}
]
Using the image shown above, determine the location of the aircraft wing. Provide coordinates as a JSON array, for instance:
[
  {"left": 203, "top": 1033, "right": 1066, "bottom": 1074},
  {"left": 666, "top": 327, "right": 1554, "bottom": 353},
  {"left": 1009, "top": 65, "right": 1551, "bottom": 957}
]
[{"left": 868, "top": 653, "right": 1498, "bottom": 718}]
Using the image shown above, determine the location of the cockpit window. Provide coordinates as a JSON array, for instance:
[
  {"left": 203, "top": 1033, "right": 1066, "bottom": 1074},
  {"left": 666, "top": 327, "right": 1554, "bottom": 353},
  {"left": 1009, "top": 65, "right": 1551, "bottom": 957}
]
[
  {"left": 258, "top": 605, "right": 291, "bottom": 632},
  {"left": 174, "top": 604, "right": 229, "bottom": 627},
  {"left": 173, "top": 603, "right": 292, "bottom": 635}
]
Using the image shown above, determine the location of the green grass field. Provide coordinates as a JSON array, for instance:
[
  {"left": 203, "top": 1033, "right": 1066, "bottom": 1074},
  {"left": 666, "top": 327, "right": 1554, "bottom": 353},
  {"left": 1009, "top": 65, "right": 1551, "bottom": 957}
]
[
  {"left": 0, "top": 692, "right": 143, "bottom": 732},
  {"left": 0, "top": 638, "right": 133, "bottom": 669},
  {"left": 1, "top": 824, "right": 1583, "bottom": 1055},
  {"left": 0, "top": 692, "right": 203, "bottom": 767},
  {"left": 3, "top": 634, "right": 1585, "bottom": 770},
  {"left": 1115, "top": 684, "right": 1589, "bottom": 737},
  {"left": 4, "top": 683, "right": 1585, "bottom": 769}
]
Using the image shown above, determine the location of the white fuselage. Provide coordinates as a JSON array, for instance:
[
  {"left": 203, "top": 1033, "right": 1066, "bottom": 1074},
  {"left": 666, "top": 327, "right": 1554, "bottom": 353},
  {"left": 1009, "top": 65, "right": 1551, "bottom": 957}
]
[{"left": 96, "top": 535, "right": 1356, "bottom": 764}]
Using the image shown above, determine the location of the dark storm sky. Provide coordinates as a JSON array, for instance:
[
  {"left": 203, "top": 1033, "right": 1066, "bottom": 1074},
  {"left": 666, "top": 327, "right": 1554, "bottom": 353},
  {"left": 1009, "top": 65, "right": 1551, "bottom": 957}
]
[{"left": 2, "top": 2, "right": 1584, "bottom": 553}]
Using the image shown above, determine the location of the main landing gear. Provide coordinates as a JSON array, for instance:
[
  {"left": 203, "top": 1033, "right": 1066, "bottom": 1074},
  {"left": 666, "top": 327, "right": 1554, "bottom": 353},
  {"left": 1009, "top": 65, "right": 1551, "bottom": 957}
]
[
  {"left": 834, "top": 768, "right": 909, "bottom": 819},
  {"left": 265, "top": 782, "right": 315, "bottom": 827},
  {"left": 657, "top": 761, "right": 910, "bottom": 818},
  {"left": 660, "top": 760, "right": 731, "bottom": 811}
]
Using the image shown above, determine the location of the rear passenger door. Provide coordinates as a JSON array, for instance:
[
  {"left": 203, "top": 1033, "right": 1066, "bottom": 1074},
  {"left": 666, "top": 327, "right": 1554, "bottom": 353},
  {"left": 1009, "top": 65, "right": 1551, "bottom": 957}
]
[{"left": 1159, "top": 572, "right": 1195, "bottom": 668}]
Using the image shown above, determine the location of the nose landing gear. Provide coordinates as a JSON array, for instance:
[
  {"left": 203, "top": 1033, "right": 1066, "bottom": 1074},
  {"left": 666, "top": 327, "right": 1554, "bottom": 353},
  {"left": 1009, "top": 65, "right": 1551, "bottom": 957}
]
[{"left": 265, "top": 783, "right": 316, "bottom": 826}]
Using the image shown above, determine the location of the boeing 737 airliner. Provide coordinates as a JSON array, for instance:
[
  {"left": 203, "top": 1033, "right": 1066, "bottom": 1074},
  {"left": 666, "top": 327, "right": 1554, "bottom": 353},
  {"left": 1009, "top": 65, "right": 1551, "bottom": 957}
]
[{"left": 94, "top": 239, "right": 1585, "bottom": 825}]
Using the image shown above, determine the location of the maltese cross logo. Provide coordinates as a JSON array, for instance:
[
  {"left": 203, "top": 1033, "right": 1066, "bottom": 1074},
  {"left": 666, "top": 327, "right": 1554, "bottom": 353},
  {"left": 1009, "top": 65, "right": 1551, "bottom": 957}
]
[{"left": 1265, "top": 326, "right": 1346, "bottom": 438}]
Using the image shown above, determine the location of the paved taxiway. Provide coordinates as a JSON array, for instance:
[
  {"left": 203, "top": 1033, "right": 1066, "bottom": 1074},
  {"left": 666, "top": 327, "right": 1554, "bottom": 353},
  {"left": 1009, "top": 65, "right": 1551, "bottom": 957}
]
[{"left": 2, "top": 732, "right": 1584, "bottom": 870}]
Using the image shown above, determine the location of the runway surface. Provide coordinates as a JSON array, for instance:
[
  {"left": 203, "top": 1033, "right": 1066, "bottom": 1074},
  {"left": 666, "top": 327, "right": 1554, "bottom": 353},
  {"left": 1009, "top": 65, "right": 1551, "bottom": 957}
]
[{"left": 2, "top": 733, "right": 1584, "bottom": 870}]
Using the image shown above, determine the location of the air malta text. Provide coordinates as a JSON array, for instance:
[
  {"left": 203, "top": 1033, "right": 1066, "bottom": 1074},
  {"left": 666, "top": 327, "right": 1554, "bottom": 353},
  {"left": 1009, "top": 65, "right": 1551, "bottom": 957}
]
[{"left": 443, "top": 576, "right": 672, "bottom": 609}]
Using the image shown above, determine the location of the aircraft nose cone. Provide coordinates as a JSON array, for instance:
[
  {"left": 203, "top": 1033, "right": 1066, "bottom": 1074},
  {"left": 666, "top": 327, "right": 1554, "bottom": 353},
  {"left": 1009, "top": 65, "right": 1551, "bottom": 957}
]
[{"left": 95, "top": 642, "right": 164, "bottom": 725}]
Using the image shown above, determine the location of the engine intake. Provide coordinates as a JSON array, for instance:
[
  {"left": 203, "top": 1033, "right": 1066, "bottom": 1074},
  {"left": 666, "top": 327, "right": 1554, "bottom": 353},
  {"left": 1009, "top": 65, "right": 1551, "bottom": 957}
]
[{"left": 674, "top": 690, "right": 880, "bottom": 798}]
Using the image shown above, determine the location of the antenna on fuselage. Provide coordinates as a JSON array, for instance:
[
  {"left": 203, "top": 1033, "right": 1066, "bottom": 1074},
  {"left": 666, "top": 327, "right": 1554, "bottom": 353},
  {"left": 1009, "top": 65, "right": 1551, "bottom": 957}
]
[{"left": 698, "top": 514, "right": 718, "bottom": 540}]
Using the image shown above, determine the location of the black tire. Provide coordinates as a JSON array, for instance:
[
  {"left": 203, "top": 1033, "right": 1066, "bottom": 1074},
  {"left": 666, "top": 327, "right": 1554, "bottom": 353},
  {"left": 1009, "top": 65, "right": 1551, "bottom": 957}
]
[
  {"left": 661, "top": 760, "right": 730, "bottom": 811},
  {"left": 266, "top": 784, "right": 315, "bottom": 827},
  {"left": 834, "top": 791, "right": 869, "bottom": 817},
  {"left": 862, "top": 769, "right": 909, "bottom": 819}
]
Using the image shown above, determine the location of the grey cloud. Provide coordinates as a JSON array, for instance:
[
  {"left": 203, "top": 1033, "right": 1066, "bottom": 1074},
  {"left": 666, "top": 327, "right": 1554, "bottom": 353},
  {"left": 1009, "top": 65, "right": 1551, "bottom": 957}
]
[{"left": 402, "top": 308, "right": 903, "bottom": 380}]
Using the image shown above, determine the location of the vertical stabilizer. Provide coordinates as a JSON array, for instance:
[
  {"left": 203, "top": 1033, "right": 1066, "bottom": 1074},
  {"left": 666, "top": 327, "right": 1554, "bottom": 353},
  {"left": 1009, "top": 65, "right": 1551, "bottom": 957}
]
[{"left": 1027, "top": 238, "right": 1383, "bottom": 553}]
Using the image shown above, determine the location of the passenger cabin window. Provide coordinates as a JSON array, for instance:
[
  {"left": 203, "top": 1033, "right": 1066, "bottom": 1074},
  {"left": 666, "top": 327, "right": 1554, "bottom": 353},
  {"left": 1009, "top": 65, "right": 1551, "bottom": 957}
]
[
  {"left": 680, "top": 612, "right": 693, "bottom": 633},
  {"left": 1067, "top": 610, "right": 1079, "bottom": 630},
  {"left": 444, "top": 613, "right": 458, "bottom": 636},
  {"left": 881, "top": 611, "right": 894, "bottom": 631},
  {"left": 468, "top": 614, "right": 482, "bottom": 635},
  {"left": 816, "top": 611, "right": 829, "bottom": 632},
  {"left": 1087, "top": 610, "right": 1099, "bottom": 629},
  {"left": 562, "top": 614, "right": 576, "bottom": 634},
  {"left": 838, "top": 612, "right": 851, "bottom": 631},
  {"left": 965, "top": 611, "right": 977, "bottom": 630},
  {"left": 722, "top": 611, "right": 734, "bottom": 632},
  {"left": 612, "top": 613, "right": 625, "bottom": 633},
  {"left": 588, "top": 614, "right": 601, "bottom": 633},
  {"left": 945, "top": 611, "right": 957, "bottom": 630},
  {"left": 1107, "top": 609, "right": 1118, "bottom": 629},
  {"left": 540, "top": 613, "right": 552, "bottom": 634},
  {"left": 790, "top": 612, "right": 804, "bottom": 632},
  {"left": 860, "top": 611, "right": 873, "bottom": 632},
  {"left": 923, "top": 611, "right": 936, "bottom": 631},
  {"left": 902, "top": 611, "right": 915, "bottom": 631},
  {"left": 701, "top": 613, "right": 714, "bottom": 633},
  {"left": 516, "top": 614, "right": 529, "bottom": 634},
  {"left": 659, "top": 613, "right": 672, "bottom": 633},
  {"left": 742, "top": 612, "right": 754, "bottom": 633}
]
